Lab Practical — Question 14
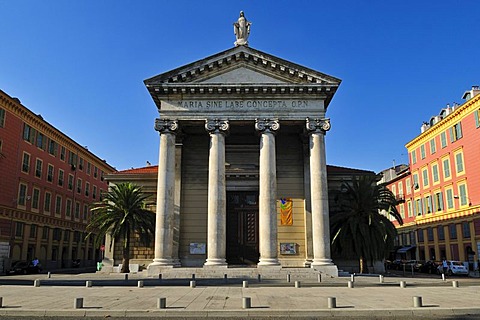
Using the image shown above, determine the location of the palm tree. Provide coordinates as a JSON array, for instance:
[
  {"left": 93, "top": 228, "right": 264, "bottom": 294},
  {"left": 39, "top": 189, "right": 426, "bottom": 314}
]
[
  {"left": 330, "top": 175, "right": 403, "bottom": 273},
  {"left": 87, "top": 182, "right": 156, "bottom": 273}
]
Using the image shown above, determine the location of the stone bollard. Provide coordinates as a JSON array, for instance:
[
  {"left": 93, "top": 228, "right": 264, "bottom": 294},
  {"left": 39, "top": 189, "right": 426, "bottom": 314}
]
[
  {"left": 242, "top": 297, "right": 251, "bottom": 309},
  {"left": 34, "top": 280, "right": 41, "bottom": 287},
  {"left": 350, "top": 274, "right": 355, "bottom": 282},
  {"left": 138, "top": 280, "right": 144, "bottom": 288},
  {"left": 257, "top": 274, "right": 261, "bottom": 282},
  {"left": 379, "top": 275, "right": 384, "bottom": 283},
  {"left": 400, "top": 281, "right": 407, "bottom": 288},
  {"left": 452, "top": 280, "right": 459, "bottom": 288},
  {"left": 327, "top": 297, "right": 337, "bottom": 309},
  {"left": 74, "top": 297, "right": 83, "bottom": 309},
  {"left": 224, "top": 274, "right": 228, "bottom": 283},
  {"left": 295, "top": 281, "right": 301, "bottom": 288},
  {"left": 317, "top": 273, "right": 322, "bottom": 283},
  {"left": 124, "top": 274, "right": 128, "bottom": 281},
  {"left": 190, "top": 280, "right": 196, "bottom": 288},
  {"left": 413, "top": 296, "right": 423, "bottom": 308},
  {"left": 441, "top": 273, "right": 446, "bottom": 281},
  {"left": 158, "top": 273, "right": 162, "bottom": 280},
  {"left": 191, "top": 273, "right": 196, "bottom": 280},
  {"left": 86, "top": 281, "right": 92, "bottom": 288},
  {"left": 47, "top": 272, "right": 51, "bottom": 278},
  {"left": 243, "top": 280, "right": 249, "bottom": 288},
  {"left": 157, "top": 297, "right": 166, "bottom": 309},
  {"left": 286, "top": 273, "right": 291, "bottom": 283},
  {"left": 348, "top": 280, "right": 354, "bottom": 288},
  {"left": 0, "top": 297, "right": 3, "bottom": 308}
]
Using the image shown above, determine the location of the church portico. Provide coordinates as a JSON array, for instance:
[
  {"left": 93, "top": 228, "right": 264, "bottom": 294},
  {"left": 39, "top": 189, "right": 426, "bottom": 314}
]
[{"left": 145, "top": 12, "right": 341, "bottom": 277}]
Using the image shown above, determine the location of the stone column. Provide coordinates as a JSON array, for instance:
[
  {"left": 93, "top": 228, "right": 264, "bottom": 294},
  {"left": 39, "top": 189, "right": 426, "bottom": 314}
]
[
  {"left": 306, "top": 118, "right": 337, "bottom": 276},
  {"left": 204, "top": 119, "right": 229, "bottom": 267},
  {"left": 255, "top": 118, "right": 281, "bottom": 267},
  {"left": 148, "top": 119, "right": 178, "bottom": 273}
]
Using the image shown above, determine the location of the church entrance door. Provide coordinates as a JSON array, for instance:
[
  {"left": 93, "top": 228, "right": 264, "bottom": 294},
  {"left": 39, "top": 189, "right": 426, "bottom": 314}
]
[{"left": 226, "top": 191, "right": 259, "bottom": 265}]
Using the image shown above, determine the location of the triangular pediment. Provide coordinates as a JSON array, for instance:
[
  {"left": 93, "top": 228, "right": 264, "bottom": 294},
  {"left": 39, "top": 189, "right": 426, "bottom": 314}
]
[{"left": 144, "top": 46, "right": 341, "bottom": 86}]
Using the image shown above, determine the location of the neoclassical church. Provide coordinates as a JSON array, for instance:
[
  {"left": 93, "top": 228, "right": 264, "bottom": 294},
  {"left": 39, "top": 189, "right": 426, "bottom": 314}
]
[{"left": 103, "top": 13, "right": 374, "bottom": 276}]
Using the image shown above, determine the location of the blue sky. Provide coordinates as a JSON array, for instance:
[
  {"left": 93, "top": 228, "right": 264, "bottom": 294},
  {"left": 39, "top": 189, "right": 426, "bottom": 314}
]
[{"left": 1, "top": 1, "right": 478, "bottom": 172}]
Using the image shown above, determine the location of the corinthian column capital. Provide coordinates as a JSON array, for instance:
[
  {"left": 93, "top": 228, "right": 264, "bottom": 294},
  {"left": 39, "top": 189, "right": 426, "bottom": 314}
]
[
  {"left": 155, "top": 118, "right": 178, "bottom": 134},
  {"left": 255, "top": 118, "right": 280, "bottom": 134},
  {"left": 205, "top": 119, "right": 229, "bottom": 135},
  {"left": 306, "top": 118, "right": 331, "bottom": 134}
]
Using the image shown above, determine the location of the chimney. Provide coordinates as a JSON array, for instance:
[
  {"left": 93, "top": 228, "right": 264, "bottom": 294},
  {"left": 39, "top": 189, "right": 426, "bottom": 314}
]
[{"left": 462, "top": 85, "right": 480, "bottom": 101}]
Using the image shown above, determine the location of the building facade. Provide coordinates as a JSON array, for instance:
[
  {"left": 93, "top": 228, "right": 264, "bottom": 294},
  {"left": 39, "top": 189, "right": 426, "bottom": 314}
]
[
  {"left": 385, "top": 86, "right": 480, "bottom": 269},
  {"left": 0, "top": 90, "right": 115, "bottom": 272}
]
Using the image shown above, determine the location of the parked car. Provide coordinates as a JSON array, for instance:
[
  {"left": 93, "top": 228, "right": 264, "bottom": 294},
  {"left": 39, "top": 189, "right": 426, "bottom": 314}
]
[
  {"left": 437, "top": 261, "right": 469, "bottom": 276},
  {"left": 420, "top": 260, "right": 440, "bottom": 274},
  {"left": 6, "top": 260, "right": 42, "bottom": 275},
  {"left": 404, "top": 260, "right": 422, "bottom": 272}
]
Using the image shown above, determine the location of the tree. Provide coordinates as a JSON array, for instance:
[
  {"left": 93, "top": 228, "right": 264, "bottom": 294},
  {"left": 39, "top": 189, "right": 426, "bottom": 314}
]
[
  {"left": 330, "top": 175, "right": 403, "bottom": 273},
  {"left": 87, "top": 182, "right": 156, "bottom": 273}
]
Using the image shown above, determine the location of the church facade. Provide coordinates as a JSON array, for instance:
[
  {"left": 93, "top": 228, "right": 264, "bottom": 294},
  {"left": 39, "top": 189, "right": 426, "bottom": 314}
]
[{"left": 140, "top": 42, "right": 342, "bottom": 276}]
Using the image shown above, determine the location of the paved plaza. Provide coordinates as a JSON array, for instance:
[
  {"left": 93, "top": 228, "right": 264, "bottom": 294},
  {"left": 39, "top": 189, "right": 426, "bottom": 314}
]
[{"left": 0, "top": 270, "right": 479, "bottom": 319}]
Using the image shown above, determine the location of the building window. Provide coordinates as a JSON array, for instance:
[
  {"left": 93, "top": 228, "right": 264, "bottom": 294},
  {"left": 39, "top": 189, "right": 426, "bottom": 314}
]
[
  {"left": 15, "top": 222, "right": 24, "bottom": 237},
  {"left": 42, "top": 227, "right": 49, "bottom": 240},
  {"left": 420, "top": 144, "right": 426, "bottom": 159},
  {"left": 68, "top": 151, "right": 77, "bottom": 167},
  {"left": 35, "top": 159, "right": 42, "bottom": 178},
  {"left": 76, "top": 179, "right": 82, "bottom": 194},
  {"left": 30, "top": 224, "right": 37, "bottom": 238},
  {"left": 449, "top": 122, "right": 463, "bottom": 142},
  {"left": 53, "top": 228, "right": 61, "bottom": 241},
  {"left": 68, "top": 174, "right": 74, "bottom": 190},
  {"left": 63, "top": 230, "right": 70, "bottom": 242},
  {"left": 406, "top": 178, "right": 411, "bottom": 195},
  {"left": 0, "top": 108, "right": 5, "bottom": 127},
  {"left": 445, "top": 188, "right": 454, "bottom": 209},
  {"left": 417, "top": 229, "right": 424, "bottom": 242},
  {"left": 407, "top": 200, "right": 413, "bottom": 217},
  {"left": 430, "top": 139, "right": 436, "bottom": 154},
  {"left": 462, "top": 222, "right": 471, "bottom": 238},
  {"left": 427, "top": 227, "right": 434, "bottom": 241},
  {"left": 449, "top": 224, "right": 457, "bottom": 239},
  {"left": 48, "top": 139, "right": 58, "bottom": 156},
  {"left": 94, "top": 166, "right": 98, "bottom": 178},
  {"left": 442, "top": 158, "right": 451, "bottom": 179},
  {"left": 424, "top": 195, "right": 432, "bottom": 214},
  {"left": 411, "top": 150, "right": 417, "bottom": 164},
  {"left": 36, "top": 132, "right": 46, "bottom": 150},
  {"left": 66, "top": 199, "right": 72, "bottom": 217},
  {"left": 391, "top": 185, "right": 396, "bottom": 196},
  {"left": 79, "top": 158, "right": 84, "bottom": 170},
  {"left": 23, "top": 124, "right": 35, "bottom": 143},
  {"left": 454, "top": 152, "right": 464, "bottom": 174},
  {"left": 86, "top": 162, "right": 91, "bottom": 175},
  {"left": 413, "top": 173, "right": 419, "bottom": 190},
  {"left": 438, "top": 226, "right": 445, "bottom": 240},
  {"left": 44, "top": 192, "right": 51, "bottom": 212},
  {"left": 432, "top": 164, "right": 439, "bottom": 183},
  {"left": 18, "top": 183, "right": 27, "bottom": 206},
  {"left": 83, "top": 204, "right": 89, "bottom": 220},
  {"left": 47, "top": 164, "right": 54, "bottom": 182},
  {"left": 422, "top": 168, "right": 429, "bottom": 187},
  {"left": 415, "top": 198, "right": 423, "bottom": 215},
  {"left": 93, "top": 185, "right": 97, "bottom": 199},
  {"left": 434, "top": 191, "right": 444, "bottom": 211},
  {"left": 60, "top": 146, "right": 66, "bottom": 161},
  {"left": 440, "top": 131, "right": 447, "bottom": 148},
  {"left": 58, "top": 169, "right": 64, "bottom": 187},
  {"left": 22, "top": 152, "right": 30, "bottom": 173},
  {"left": 410, "top": 231, "right": 416, "bottom": 245},
  {"left": 475, "top": 109, "right": 480, "bottom": 128},
  {"left": 85, "top": 182, "right": 90, "bottom": 197},
  {"left": 399, "top": 204, "right": 405, "bottom": 218},
  {"left": 55, "top": 195, "right": 62, "bottom": 215},
  {"left": 458, "top": 183, "right": 468, "bottom": 206},
  {"left": 32, "top": 188, "right": 40, "bottom": 209},
  {"left": 75, "top": 202, "right": 80, "bottom": 219}
]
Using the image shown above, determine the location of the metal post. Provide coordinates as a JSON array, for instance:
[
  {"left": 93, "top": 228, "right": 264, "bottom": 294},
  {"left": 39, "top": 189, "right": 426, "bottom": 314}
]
[
  {"left": 74, "top": 298, "right": 83, "bottom": 309},
  {"left": 350, "top": 274, "right": 355, "bottom": 282},
  {"left": 157, "top": 298, "right": 166, "bottom": 309},
  {"left": 124, "top": 274, "right": 128, "bottom": 280},
  {"left": 47, "top": 272, "right": 51, "bottom": 278},
  {"left": 257, "top": 274, "right": 261, "bottom": 282},
  {"left": 138, "top": 280, "right": 144, "bottom": 288},
  {"left": 400, "top": 281, "right": 406, "bottom": 288},
  {"left": 242, "top": 280, "right": 249, "bottom": 288},
  {"left": 0, "top": 297, "right": 3, "bottom": 308},
  {"left": 242, "top": 297, "right": 251, "bottom": 309},
  {"left": 224, "top": 274, "right": 228, "bottom": 283},
  {"left": 295, "top": 281, "right": 301, "bottom": 288},
  {"left": 158, "top": 273, "right": 162, "bottom": 280},
  {"left": 379, "top": 275, "right": 384, "bottom": 283},
  {"left": 190, "top": 280, "right": 196, "bottom": 288},
  {"left": 317, "top": 273, "right": 322, "bottom": 283},
  {"left": 348, "top": 280, "right": 354, "bottom": 288},
  {"left": 86, "top": 281, "right": 92, "bottom": 288},
  {"left": 452, "top": 280, "right": 459, "bottom": 288},
  {"left": 192, "top": 273, "right": 195, "bottom": 280},
  {"left": 327, "top": 297, "right": 336, "bottom": 309},
  {"left": 286, "top": 274, "right": 291, "bottom": 282},
  {"left": 34, "top": 280, "right": 40, "bottom": 287}
]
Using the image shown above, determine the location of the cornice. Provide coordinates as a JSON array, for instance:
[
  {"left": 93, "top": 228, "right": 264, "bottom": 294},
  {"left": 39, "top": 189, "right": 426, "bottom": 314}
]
[{"left": 405, "top": 94, "right": 480, "bottom": 150}]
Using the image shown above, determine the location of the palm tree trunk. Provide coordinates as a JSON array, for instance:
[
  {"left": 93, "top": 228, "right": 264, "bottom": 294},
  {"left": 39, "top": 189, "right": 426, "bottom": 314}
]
[{"left": 121, "top": 231, "right": 130, "bottom": 273}]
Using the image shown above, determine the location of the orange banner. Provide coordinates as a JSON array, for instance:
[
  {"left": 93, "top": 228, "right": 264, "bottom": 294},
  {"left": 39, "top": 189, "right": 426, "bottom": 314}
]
[{"left": 280, "top": 198, "right": 293, "bottom": 225}]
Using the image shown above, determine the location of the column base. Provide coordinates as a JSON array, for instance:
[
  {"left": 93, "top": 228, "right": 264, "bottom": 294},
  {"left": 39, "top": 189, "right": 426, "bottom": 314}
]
[
  {"left": 257, "top": 258, "right": 281, "bottom": 267},
  {"left": 147, "top": 260, "right": 176, "bottom": 277},
  {"left": 204, "top": 258, "right": 227, "bottom": 267},
  {"left": 311, "top": 262, "right": 338, "bottom": 277}
]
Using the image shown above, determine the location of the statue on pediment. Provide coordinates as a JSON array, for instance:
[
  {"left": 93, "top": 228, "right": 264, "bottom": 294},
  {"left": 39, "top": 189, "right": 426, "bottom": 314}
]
[{"left": 233, "top": 11, "right": 251, "bottom": 47}]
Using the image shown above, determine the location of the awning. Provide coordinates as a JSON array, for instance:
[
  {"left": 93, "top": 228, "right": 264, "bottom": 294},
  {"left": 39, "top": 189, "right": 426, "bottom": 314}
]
[{"left": 397, "top": 245, "right": 416, "bottom": 254}]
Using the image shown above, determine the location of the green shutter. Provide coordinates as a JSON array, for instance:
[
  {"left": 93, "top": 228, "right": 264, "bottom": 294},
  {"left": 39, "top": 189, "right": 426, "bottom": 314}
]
[{"left": 475, "top": 110, "right": 480, "bottom": 128}]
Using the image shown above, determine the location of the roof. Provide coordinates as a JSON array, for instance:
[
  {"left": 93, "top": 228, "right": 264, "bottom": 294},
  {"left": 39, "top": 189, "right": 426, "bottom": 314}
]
[{"left": 112, "top": 165, "right": 159, "bottom": 175}]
